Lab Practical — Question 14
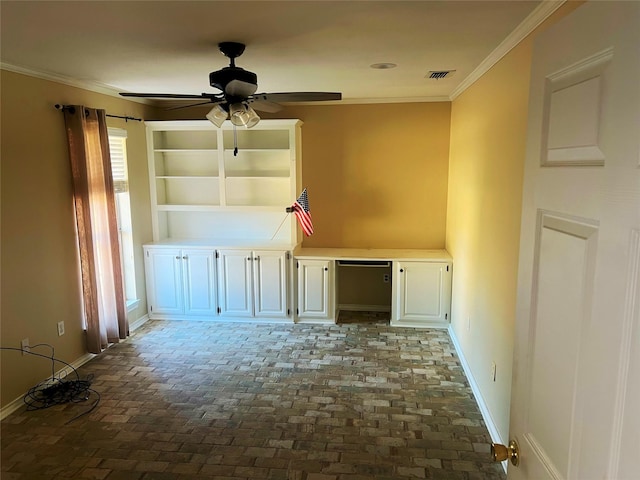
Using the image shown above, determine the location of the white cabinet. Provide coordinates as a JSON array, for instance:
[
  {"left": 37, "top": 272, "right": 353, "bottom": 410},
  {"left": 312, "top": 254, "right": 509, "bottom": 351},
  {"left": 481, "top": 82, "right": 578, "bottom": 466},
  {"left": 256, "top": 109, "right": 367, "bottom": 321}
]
[
  {"left": 296, "top": 259, "right": 334, "bottom": 321},
  {"left": 145, "top": 120, "right": 302, "bottom": 244},
  {"left": 217, "top": 249, "right": 289, "bottom": 319},
  {"left": 391, "top": 261, "right": 451, "bottom": 327},
  {"left": 144, "top": 247, "right": 217, "bottom": 319}
]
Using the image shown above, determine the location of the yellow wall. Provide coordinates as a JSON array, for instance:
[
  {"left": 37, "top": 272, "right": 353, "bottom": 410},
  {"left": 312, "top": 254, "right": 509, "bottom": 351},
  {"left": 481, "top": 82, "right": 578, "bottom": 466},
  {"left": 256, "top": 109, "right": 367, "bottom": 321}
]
[
  {"left": 0, "top": 70, "right": 156, "bottom": 407},
  {"left": 446, "top": 2, "right": 583, "bottom": 441},
  {"left": 165, "top": 102, "right": 452, "bottom": 249},
  {"left": 337, "top": 264, "right": 392, "bottom": 308}
]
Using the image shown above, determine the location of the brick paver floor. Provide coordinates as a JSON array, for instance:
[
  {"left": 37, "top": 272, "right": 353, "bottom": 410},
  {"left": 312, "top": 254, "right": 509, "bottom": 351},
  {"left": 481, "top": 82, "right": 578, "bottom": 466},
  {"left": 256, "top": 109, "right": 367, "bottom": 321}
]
[{"left": 1, "top": 318, "right": 506, "bottom": 479}]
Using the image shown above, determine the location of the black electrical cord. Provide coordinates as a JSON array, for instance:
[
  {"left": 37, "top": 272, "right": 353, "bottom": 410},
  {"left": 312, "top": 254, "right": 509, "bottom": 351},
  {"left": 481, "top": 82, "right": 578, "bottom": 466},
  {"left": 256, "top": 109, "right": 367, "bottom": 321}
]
[{"left": 0, "top": 344, "right": 100, "bottom": 424}]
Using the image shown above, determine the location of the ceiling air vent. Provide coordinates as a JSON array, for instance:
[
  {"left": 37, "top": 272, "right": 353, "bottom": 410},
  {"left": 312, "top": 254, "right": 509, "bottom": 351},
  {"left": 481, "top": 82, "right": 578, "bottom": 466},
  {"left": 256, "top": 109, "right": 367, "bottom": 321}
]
[{"left": 427, "top": 70, "right": 456, "bottom": 79}]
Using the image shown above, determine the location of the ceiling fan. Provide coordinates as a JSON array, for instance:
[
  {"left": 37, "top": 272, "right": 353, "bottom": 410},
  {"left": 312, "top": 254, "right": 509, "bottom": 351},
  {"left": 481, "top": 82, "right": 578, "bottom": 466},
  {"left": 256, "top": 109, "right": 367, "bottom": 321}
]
[{"left": 119, "top": 42, "right": 342, "bottom": 128}]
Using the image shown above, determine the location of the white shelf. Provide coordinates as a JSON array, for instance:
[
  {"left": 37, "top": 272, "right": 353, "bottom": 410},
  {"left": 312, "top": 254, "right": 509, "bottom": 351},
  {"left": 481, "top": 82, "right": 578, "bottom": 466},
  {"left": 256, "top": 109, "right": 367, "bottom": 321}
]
[
  {"left": 156, "top": 205, "right": 289, "bottom": 212},
  {"left": 223, "top": 148, "right": 290, "bottom": 153},
  {"left": 154, "top": 148, "right": 218, "bottom": 153},
  {"left": 224, "top": 173, "right": 290, "bottom": 178},
  {"left": 157, "top": 175, "right": 219, "bottom": 179}
]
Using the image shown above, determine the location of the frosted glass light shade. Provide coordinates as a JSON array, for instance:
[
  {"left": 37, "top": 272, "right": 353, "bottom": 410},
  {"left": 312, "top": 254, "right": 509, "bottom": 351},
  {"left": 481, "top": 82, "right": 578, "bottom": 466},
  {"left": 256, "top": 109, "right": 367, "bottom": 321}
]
[
  {"left": 245, "top": 106, "right": 260, "bottom": 128},
  {"left": 206, "top": 104, "right": 227, "bottom": 128},
  {"left": 230, "top": 103, "right": 260, "bottom": 128},
  {"left": 229, "top": 103, "right": 249, "bottom": 126}
]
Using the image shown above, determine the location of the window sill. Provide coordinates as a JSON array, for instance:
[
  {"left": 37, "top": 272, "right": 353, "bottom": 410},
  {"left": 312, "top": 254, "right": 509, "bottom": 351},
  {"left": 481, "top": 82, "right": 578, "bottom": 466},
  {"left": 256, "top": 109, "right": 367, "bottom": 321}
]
[{"left": 126, "top": 299, "right": 141, "bottom": 313}]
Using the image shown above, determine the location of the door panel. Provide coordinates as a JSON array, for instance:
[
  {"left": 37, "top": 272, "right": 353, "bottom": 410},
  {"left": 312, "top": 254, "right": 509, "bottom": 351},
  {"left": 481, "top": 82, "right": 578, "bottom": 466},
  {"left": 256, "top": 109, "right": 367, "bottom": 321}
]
[
  {"left": 298, "top": 260, "right": 331, "bottom": 318},
  {"left": 510, "top": 2, "right": 639, "bottom": 479},
  {"left": 145, "top": 248, "right": 183, "bottom": 315},
  {"left": 525, "top": 213, "right": 598, "bottom": 478},
  {"left": 253, "top": 250, "right": 287, "bottom": 317},
  {"left": 397, "top": 262, "right": 443, "bottom": 320},
  {"left": 392, "top": 261, "right": 450, "bottom": 325},
  {"left": 217, "top": 250, "right": 252, "bottom": 316},
  {"left": 182, "top": 249, "right": 216, "bottom": 316}
]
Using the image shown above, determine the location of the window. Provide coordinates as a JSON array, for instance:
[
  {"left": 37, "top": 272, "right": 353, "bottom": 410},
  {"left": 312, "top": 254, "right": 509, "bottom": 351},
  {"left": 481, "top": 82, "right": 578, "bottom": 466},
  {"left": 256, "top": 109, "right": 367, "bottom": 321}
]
[{"left": 108, "top": 128, "right": 138, "bottom": 311}]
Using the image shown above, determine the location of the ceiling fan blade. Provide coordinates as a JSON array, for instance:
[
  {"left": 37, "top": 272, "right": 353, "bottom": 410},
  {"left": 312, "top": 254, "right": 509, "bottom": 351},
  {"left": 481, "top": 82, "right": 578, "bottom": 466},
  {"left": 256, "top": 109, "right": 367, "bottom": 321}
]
[
  {"left": 119, "top": 92, "right": 209, "bottom": 99},
  {"left": 165, "top": 100, "right": 223, "bottom": 111},
  {"left": 252, "top": 92, "right": 342, "bottom": 103},
  {"left": 248, "top": 99, "right": 283, "bottom": 113}
]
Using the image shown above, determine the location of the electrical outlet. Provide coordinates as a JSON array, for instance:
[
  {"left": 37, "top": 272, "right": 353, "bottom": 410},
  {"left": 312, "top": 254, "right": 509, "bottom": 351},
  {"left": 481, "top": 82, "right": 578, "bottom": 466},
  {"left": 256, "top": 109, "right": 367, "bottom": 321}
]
[
  {"left": 491, "top": 362, "right": 497, "bottom": 382},
  {"left": 57, "top": 321, "right": 65, "bottom": 336},
  {"left": 383, "top": 274, "right": 390, "bottom": 283},
  {"left": 21, "top": 338, "right": 30, "bottom": 355}
]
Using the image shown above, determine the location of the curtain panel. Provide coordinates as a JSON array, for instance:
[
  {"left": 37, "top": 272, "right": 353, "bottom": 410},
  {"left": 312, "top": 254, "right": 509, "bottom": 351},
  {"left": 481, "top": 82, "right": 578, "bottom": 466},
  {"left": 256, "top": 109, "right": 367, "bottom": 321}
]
[{"left": 63, "top": 106, "right": 128, "bottom": 353}]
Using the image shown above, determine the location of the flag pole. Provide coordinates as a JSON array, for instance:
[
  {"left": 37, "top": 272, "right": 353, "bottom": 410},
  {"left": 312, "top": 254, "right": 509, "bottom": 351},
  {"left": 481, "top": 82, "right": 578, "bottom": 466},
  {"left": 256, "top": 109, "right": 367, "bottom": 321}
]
[{"left": 270, "top": 211, "right": 291, "bottom": 241}]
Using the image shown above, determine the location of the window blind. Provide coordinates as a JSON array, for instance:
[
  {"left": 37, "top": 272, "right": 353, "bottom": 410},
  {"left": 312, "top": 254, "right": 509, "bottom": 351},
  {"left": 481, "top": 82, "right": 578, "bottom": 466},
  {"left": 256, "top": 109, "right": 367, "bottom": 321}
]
[{"left": 108, "top": 128, "right": 128, "bottom": 193}]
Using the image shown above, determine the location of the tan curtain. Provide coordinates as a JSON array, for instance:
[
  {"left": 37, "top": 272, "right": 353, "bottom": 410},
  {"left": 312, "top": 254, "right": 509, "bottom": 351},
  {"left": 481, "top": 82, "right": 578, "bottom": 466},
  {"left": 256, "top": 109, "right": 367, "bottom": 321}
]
[{"left": 63, "top": 106, "right": 128, "bottom": 353}]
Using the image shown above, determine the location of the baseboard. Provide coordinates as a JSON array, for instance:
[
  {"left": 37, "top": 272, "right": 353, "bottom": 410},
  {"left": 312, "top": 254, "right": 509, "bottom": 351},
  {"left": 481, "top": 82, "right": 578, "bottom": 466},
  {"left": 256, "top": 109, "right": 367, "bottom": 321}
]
[
  {"left": 295, "top": 317, "right": 336, "bottom": 325},
  {"left": 447, "top": 325, "right": 508, "bottom": 473},
  {"left": 0, "top": 352, "right": 96, "bottom": 421},
  {"left": 390, "top": 320, "right": 448, "bottom": 329},
  {"left": 129, "top": 313, "right": 149, "bottom": 332}
]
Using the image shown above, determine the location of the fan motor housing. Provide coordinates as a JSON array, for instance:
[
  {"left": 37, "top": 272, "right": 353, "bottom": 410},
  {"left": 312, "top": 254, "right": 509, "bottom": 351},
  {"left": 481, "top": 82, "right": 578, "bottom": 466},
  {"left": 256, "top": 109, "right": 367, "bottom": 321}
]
[{"left": 209, "top": 67, "right": 258, "bottom": 97}]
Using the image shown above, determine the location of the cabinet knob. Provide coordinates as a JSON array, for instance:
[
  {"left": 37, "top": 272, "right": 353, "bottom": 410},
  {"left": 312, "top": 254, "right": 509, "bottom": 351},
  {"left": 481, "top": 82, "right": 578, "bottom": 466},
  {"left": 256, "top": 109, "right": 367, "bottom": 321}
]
[
  {"left": 175, "top": 256, "right": 180, "bottom": 260},
  {"left": 324, "top": 267, "right": 328, "bottom": 271},
  {"left": 254, "top": 257, "right": 259, "bottom": 261},
  {"left": 400, "top": 268, "right": 404, "bottom": 273},
  {"left": 182, "top": 256, "right": 188, "bottom": 260},
  {"left": 247, "top": 257, "right": 251, "bottom": 261}
]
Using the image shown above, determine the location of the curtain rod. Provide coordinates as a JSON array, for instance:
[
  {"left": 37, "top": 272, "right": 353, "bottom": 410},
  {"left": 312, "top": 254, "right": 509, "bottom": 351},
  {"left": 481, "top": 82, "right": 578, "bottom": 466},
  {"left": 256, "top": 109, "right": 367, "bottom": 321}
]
[{"left": 54, "top": 104, "right": 142, "bottom": 122}]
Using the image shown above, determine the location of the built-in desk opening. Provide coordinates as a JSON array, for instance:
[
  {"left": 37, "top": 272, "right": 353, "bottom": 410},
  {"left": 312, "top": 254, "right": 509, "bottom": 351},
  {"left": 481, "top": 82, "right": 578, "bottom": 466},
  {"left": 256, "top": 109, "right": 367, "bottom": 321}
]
[{"left": 336, "top": 260, "right": 392, "bottom": 323}]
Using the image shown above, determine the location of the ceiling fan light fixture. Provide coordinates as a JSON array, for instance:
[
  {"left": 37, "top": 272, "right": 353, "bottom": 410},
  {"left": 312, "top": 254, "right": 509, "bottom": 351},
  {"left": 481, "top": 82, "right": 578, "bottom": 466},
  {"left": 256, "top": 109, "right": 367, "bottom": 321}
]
[
  {"left": 206, "top": 104, "right": 228, "bottom": 128},
  {"left": 229, "top": 103, "right": 260, "bottom": 128}
]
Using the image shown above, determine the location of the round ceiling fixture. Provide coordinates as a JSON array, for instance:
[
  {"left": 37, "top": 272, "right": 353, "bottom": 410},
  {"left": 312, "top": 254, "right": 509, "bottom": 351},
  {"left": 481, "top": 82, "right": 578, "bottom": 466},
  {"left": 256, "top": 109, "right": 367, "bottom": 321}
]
[{"left": 370, "top": 62, "right": 397, "bottom": 69}]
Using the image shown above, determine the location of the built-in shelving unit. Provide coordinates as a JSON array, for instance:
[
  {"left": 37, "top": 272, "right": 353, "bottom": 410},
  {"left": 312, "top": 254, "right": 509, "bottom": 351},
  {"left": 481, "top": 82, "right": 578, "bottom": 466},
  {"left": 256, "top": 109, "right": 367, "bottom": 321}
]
[{"left": 145, "top": 119, "right": 302, "bottom": 245}]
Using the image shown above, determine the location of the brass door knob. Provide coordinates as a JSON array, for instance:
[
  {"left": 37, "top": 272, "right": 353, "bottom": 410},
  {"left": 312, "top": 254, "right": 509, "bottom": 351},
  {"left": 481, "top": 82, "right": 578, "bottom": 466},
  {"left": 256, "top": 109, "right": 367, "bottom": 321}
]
[{"left": 491, "top": 439, "right": 520, "bottom": 466}]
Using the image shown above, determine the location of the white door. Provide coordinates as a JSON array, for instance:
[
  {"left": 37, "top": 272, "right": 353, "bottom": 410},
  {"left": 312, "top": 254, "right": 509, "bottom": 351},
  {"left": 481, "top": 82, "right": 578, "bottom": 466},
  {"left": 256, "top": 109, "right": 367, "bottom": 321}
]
[
  {"left": 217, "top": 250, "right": 253, "bottom": 316},
  {"left": 392, "top": 261, "right": 450, "bottom": 324},
  {"left": 182, "top": 249, "right": 217, "bottom": 317},
  {"left": 508, "top": 2, "right": 639, "bottom": 479},
  {"left": 297, "top": 259, "right": 332, "bottom": 318},
  {"left": 144, "top": 248, "right": 183, "bottom": 316},
  {"left": 253, "top": 250, "right": 288, "bottom": 318}
]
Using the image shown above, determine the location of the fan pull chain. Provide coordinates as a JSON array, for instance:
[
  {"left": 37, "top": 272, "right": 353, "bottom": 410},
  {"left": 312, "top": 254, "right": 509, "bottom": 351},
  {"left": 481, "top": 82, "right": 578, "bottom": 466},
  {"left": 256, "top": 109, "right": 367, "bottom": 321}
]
[{"left": 233, "top": 126, "right": 238, "bottom": 156}]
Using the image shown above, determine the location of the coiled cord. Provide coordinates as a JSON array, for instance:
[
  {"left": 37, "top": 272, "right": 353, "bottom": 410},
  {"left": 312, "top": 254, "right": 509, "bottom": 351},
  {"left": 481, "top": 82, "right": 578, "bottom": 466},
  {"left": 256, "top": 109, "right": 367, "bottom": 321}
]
[{"left": 1, "top": 344, "right": 100, "bottom": 424}]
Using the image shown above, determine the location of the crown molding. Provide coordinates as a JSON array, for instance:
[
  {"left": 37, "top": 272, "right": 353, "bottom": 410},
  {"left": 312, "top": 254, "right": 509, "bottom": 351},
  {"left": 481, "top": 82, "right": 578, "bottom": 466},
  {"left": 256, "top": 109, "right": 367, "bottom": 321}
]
[
  {"left": 0, "top": 62, "right": 154, "bottom": 105},
  {"left": 449, "top": 0, "right": 566, "bottom": 101}
]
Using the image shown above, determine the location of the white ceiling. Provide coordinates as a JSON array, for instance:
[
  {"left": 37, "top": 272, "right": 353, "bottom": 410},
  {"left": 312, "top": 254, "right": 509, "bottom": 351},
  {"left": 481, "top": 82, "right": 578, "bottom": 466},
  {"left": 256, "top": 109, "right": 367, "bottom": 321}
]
[{"left": 1, "top": 1, "right": 553, "bottom": 105}]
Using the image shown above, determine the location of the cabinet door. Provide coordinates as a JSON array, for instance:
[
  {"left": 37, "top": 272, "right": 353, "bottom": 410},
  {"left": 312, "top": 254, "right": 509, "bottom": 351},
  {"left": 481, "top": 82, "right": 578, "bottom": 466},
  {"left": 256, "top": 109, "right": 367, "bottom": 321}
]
[
  {"left": 253, "top": 250, "right": 288, "bottom": 318},
  {"left": 182, "top": 249, "right": 217, "bottom": 317},
  {"left": 394, "top": 261, "right": 450, "bottom": 323},
  {"left": 297, "top": 259, "right": 332, "bottom": 318},
  {"left": 217, "top": 250, "right": 253, "bottom": 316},
  {"left": 145, "top": 248, "right": 183, "bottom": 315}
]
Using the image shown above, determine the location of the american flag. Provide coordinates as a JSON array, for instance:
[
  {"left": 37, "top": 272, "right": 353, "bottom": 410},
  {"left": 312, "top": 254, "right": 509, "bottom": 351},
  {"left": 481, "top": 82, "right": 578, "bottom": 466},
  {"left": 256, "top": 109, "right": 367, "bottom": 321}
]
[{"left": 292, "top": 188, "right": 313, "bottom": 236}]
